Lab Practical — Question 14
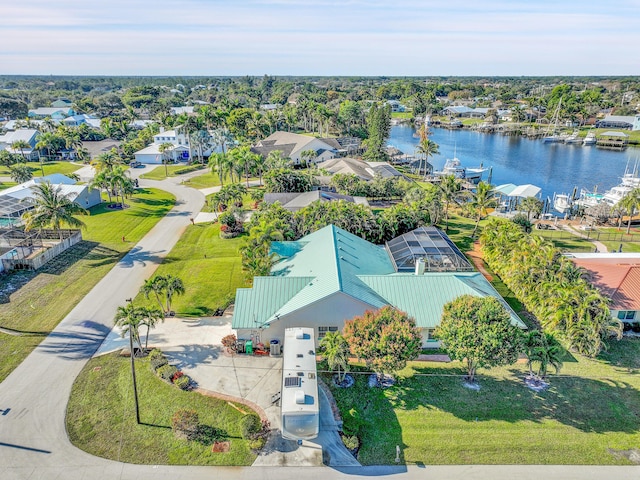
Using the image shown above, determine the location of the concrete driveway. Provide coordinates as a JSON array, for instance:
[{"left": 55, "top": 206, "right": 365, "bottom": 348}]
[{"left": 96, "top": 312, "right": 359, "bottom": 467}]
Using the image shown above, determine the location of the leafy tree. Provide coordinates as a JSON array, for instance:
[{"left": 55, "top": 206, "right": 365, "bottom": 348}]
[
  {"left": 22, "top": 182, "right": 88, "bottom": 240},
  {"left": 620, "top": 187, "right": 640, "bottom": 234},
  {"left": 209, "top": 152, "right": 231, "bottom": 186},
  {"left": 438, "top": 174, "right": 464, "bottom": 232},
  {"left": 511, "top": 213, "right": 533, "bottom": 233},
  {"left": 264, "top": 167, "right": 314, "bottom": 193},
  {"left": 319, "top": 331, "right": 351, "bottom": 383},
  {"left": 9, "top": 163, "right": 33, "bottom": 183},
  {"left": 362, "top": 103, "right": 391, "bottom": 161},
  {"left": 11, "top": 140, "right": 31, "bottom": 163},
  {"left": 435, "top": 295, "right": 523, "bottom": 383},
  {"left": 343, "top": 306, "right": 421, "bottom": 381}
]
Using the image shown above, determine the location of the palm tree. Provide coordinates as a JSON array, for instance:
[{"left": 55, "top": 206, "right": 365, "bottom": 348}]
[
  {"left": 158, "top": 142, "right": 174, "bottom": 177},
  {"left": 138, "top": 306, "right": 164, "bottom": 350},
  {"left": 140, "top": 276, "right": 168, "bottom": 314},
  {"left": 164, "top": 275, "right": 185, "bottom": 314},
  {"left": 469, "top": 181, "right": 497, "bottom": 237},
  {"left": 319, "top": 331, "right": 350, "bottom": 383},
  {"left": 9, "top": 163, "right": 33, "bottom": 183},
  {"left": 108, "top": 165, "right": 132, "bottom": 207},
  {"left": 114, "top": 302, "right": 143, "bottom": 352},
  {"left": 415, "top": 137, "right": 439, "bottom": 180},
  {"left": 21, "top": 182, "right": 88, "bottom": 240},
  {"left": 620, "top": 188, "right": 640, "bottom": 234},
  {"left": 11, "top": 140, "right": 31, "bottom": 163},
  {"left": 519, "top": 196, "right": 543, "bottom": 221},
  {"left": 524, "top": 330, "right": 563, "bottom": 379},
  {"left": 93, "top": 149, "right": 120, "bottom": 173},
  {"left": 438, "top": 174, "right": 463, "bottom": 232}
]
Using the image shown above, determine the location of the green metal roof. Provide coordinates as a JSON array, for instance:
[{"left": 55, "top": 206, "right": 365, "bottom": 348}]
[
  {"left": 358, "top": 272, "right": 526, "bottom": 329},
  {"left": 266, "top": 225, "right": 395, "bottom": 321},
  {"left": 232, "top": 276, "right": 313, "bottom": 329}
]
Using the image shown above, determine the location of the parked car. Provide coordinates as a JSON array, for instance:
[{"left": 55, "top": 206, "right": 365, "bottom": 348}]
[{"left": 129, "top": 161, "right": 145, "bottom": 168}]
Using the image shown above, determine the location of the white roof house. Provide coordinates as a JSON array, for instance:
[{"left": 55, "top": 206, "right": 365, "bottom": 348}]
[
  {"left": 28, "top": 107, "right": 75, "bottom": 119},
  {"left": 170, "top": 106, "right": 195, "bottom": 115}
]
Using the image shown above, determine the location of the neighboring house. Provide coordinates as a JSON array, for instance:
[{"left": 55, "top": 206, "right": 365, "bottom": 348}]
[
  {"left": 51, "top": 99, "right": 73, "bottom": 108},
  {"left": 62, "top": 114, "right": 100, "bottom": 128},
  {"left": 263, "top": 191, "right": 369, "bottom": 212},
  {"left": 251, "top": 131, "right": 337, "bottom": 165},
  {"left": 386, "top": 100, "right": 406, "bottom": 112},
  {"left": 442, "top": 106, "right": 508, "bottom": 119},
  {"left": 1, "top": 120, "right": 46, "bottom": 131},
  {"left": 170, "top": 106, "right": 195, "bottom": 115},
  {"left": 134, "top": 125, "right": 190, "bottom": 164},
  {"left": 83, "top": 139, "right": 122, "bottom": 160},
  {"left": 0, "top": 174, "right": 101, "bottom": 223},
  {"left": 28, "top": 107, "right": 75, "bottom": 119},
  {"left": 566, "top": 253, "right": 640, "bottom": 329},
  {"left": 0, "top": 129, "right": 40, "bottom": 160},
  {"left": 233, "top": 225, "right": 524, "bottom": 347},
  {"left": 317, "top": 157, "right": 406, "bottom": 181},
  {"left": 596, "top": 115, "right": 640, "bottom": 131}
]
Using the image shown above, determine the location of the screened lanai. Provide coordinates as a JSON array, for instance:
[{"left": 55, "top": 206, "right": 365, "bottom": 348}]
[{"left": 385, "top": 226, "right": 474, "bottom": 273}]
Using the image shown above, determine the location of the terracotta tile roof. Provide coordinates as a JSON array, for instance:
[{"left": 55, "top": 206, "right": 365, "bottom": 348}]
[{"left": 571, "top": 258, "right": 640, "bottom": 310}]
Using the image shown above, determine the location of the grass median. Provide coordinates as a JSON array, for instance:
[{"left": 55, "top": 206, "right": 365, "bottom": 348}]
[
  {"left": 67, "top": 352, "right": 257, "bottom": 465},
  {"left": 0, "top": 188, "right": 175, "bottom": 382}
]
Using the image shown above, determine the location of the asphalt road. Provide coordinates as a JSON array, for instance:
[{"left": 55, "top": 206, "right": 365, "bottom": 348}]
[{"left": 0, "top": 173, "right": 639, "bottom": 479}]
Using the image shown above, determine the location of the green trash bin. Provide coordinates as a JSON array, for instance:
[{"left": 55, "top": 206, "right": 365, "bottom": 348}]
[{"left": 245, "top": 340, "right": 253, "bottom": 355}]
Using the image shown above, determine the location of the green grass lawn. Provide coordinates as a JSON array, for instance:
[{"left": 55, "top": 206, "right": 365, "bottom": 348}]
[
  {"left": 67, "top": 353, "right": 257, "bottom": 465},
  {"left": 0, "top": 181, "right": 17, "bottom": 190},
  {"left": 532, "top": 229, "right": 595, "bottom": 251},
  {"left": 0, "top": 188, "right": 175, "bottom": 382},
  {"left": 140, "top": 164, "right": 206, "bottom": 180},
  {"left": 0, "top": 160, "right": 82, "bottom": 178},
  {"left": 182, "top": 172, "right": 226, "bottom": 189},
  {"left": 133, "top": 223, "right": 247, "bottom": 316},
  {"left": 328, "top": 337, "right": 640, "bottom": 465},
  {"left": 391, "top": 112, "right": 413, "bottom": 120}
]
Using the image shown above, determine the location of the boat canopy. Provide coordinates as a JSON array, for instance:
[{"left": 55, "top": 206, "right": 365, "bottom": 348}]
[
  {"left": 494, "top": 183, "right": 517, "bottom": 196},
  {"left": 510, "top": 184, "right": 542, "bottom": 198}
]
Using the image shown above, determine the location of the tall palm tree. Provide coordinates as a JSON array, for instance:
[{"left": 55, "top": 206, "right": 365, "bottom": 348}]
[
  {"left": 415, "top": 138, "right": 439, "bottom": 180},
  {"left": 469, "top": 181, "right": 497, "bottom": 237},
  {"left": 93, "top": 149, "right": 120, "bottom": 173},
  {"left": 140, "top": 276, "right": 168, "bottom": 314},
  {"left": 158, "top": 142, "right": 174, "bottom": 178},
  {"left": 164, "top": 275, "right": 185, "bottom": 314},
  {"left": 114, "top": 302, "right": 143, "bottom": 352},
  {"left": 438, "top": 174, "right": 463, "bottom": 232},
  {"left": 22, "top": 182, "right": 88, "bottom": 240},
  {"left": 138, "top": 306, "right": 164, "bottom": 350},
  {"left": 109, "top": 165, "right": 132, "bottom": 207},
  {"left": 11, "top": 140, "right": 31, "bottom": 163},
  {"left": 319, "top": 331, "right": 350, "bottom": 383}
]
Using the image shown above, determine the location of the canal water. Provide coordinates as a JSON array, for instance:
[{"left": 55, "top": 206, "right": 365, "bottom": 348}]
[{"left": 388, "top": 125, "right": 640, "bottom": 202}]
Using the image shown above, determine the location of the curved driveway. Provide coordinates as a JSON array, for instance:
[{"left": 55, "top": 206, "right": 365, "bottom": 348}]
[{"left": 0, "top": 174, "right": 639, "bottom": 479}]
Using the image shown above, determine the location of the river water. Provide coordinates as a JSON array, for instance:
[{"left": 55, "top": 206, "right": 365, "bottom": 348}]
[{"left": 388, "top": 125, "right": 640, "bottom": 201}]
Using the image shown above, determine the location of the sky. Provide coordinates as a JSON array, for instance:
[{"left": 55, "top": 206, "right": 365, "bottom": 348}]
[{"left": 1, "top": 0, "right": 639, "bottom": 76}]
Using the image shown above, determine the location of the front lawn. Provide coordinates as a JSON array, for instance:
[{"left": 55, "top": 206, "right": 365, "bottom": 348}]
[
  {"left": 0, "top": 160, "right": 82, "bottom": 177},
  {"left": 140, "top": 164, "right": 206, "bottom": 180},
  {"left": 182, "top": 172, "right": 228, "bottom": 189},
  {"left": 0, "top": 188, "right": 175, "bottom": 382},
  {"left": 133, "top": 223, "right": 247, "bottom": 316},
  {"left": 67, "top": 353, "right": 257, "bottom": 465},
  {"left": 328, "top": 338, "right": 640, "bottom": 465}
]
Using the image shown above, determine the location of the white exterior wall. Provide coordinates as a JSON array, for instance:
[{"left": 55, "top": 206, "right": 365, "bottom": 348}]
[
  {"left": 75, "top": 188, "right": 102, "bottom": 209},
  {"left": 235, "top": 292, "right": 379, "bottom": 347},
  {"left": 290, "top": 138, "right": 336, "bottom": 164},
  {"left": 134, "top": 152, "right": 162, "bottom": 164}
]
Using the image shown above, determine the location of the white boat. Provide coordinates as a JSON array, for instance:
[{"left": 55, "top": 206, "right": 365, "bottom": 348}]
[
  {"left": 433, "top": 157, "right": 488, "bottom": 183},
  {"left": 543, "top": 98, "right": 564, "bottom": 143},
  {"left": 564, "top": 131, "right": 582, "bottom": 144},
  {"left": 583, "top": 131, "right": 596, "bottom": 146},
  {"left": 575, "top": 162, "right": 640, "bottom": 209},
  {"left": 553, "top": 193, "right": 573, "bottom": 214}
]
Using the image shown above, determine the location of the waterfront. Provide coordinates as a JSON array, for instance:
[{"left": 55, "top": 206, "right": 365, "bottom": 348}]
[{"left": 389, "top": 125, "right": 640, "bottom": 201}]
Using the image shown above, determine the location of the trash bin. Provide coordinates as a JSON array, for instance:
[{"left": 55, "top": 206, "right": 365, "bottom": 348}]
[
  {"left": 245, "top": 340, "right": 253, "bottom": 355},
  {"left": 236, "top": 339, "right": 246, "bottom": 354},
  {"left": 270, "top": 339, "right": 281, "bottom": 356}
]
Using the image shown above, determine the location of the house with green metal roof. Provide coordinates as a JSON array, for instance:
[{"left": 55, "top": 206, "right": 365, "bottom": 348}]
[{"left": 232, "top": 225, "right": 525, "bottom": 347}]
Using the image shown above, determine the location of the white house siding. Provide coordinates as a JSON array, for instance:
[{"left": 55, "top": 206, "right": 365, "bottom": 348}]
[
  {"left": 134, "top": 152, "right": 163, "bottom": 164},
  {"left": 75, "top": 188, "right": 102, "bottom": 209},
  {"left": 235, "top": 291, "right": 379, "bottom": 347},
  {"left": 290, "top": 138, "right": 337, "bottom": 164}
]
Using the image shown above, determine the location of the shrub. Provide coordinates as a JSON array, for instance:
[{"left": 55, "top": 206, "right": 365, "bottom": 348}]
[
  {"left": 148, "top": 349, "right": 164, "bottom": 361},
  {"left": 248, "top": 437, "right": 266, "bottom": 451},
  {"left": 342, "top": 434, "right": 359, "bottom": 451},
  {"left": 171, "top": 409, "right": 199, "bottom": 440},
  {"left": 172, "top": 370, "right": 184, "bottom": 382},
  {"left": 174, "top": 374, "right": 191, "bottom": 390},
  {"left": 150, "top": 355, "right": 168, "bottom": 371},
  {"left": 240, "top": 414, "right": 261, "bottom": 439},
  {"left": 342, "top": 408, "right": 364, "bottom": 437},
  {"left": 157, "top": 364, "right": 178, "bottom": 382}
]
